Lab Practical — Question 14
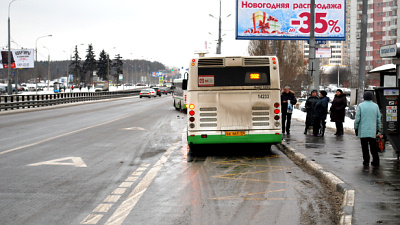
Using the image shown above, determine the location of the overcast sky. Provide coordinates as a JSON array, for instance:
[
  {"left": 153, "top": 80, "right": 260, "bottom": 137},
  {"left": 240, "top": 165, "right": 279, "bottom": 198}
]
[{"left": 1, "top": 0, "right": 249, "bottom": 69}]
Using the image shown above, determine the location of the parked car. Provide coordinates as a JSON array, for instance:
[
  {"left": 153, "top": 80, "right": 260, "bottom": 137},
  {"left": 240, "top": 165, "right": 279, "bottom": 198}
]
[
  {"left": 139, "top": 88, "right": 156, "bottom": 98},
  {"left": 295, "top": 98, "right": 306, "bottom": 109},
  {"left": 0, "top": 85, "right": 6, "bottom": 94},
  {"left": 345, "top": 105, "right": 358, "bottom": 119},
  {"left": 299, "top": 101, "right": 307, "bottom": 112}
]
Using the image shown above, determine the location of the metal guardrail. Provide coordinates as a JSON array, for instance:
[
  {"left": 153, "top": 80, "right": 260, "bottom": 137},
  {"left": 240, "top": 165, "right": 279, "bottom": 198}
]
[{"left": 0, "top": 90, "right": 140, "bottom": 111}]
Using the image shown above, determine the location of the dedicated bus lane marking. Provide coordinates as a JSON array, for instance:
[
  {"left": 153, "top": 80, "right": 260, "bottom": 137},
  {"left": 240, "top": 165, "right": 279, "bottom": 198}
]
[
  {"left": 104, "top": 141, "right": 180, "bottom": 225},
  {"left": 28, "top": 157, "right": 87, "bottom": 167}
]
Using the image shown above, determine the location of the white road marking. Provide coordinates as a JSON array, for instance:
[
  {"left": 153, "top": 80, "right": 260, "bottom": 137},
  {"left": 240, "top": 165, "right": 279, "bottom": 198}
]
[
  {"left": 125, "top": 177, "right": 138, "bottom": 182},
  {"left": 119, "top": 182, "right": 134, "bottom": 188},
  {"left": 104, "top": 195, "right": 121, "bottom": 203},
  {"left": 81, "top": 214, "right": 103, "bottom": 224},
  {"left": 80, "top": 163, "right": 151, "bottom": 225},
  {"left": 121, "top": 127, "right": 146, "bottom": 131},
  {"left": 112, "top": 188, "right": 128, "bottom": 195},
  {"left": 104, "top": 141, "right": 180, "bottom": 225},
  {"left": 131, "top": 171, "right": 143, "bottom": 176},
  {"left": 27, "top": 157, "right": 87, "bottom": 167},
  {"left": 93, "top": 204, "right": 113, "bottom": 213}
]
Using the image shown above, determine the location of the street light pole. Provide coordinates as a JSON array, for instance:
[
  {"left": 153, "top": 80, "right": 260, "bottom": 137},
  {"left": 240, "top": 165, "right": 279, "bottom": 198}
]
[
  {"left": 7, "top": 0, "right": 17, "bottom": 95},
  {"left": 217, "top": 0, "right": 222, "bottom": 54},
  {"left": 35, "top": 34, "right": 52, "bottom": 95},
  {"left": 43, "top": 46, "right": 50, "bottom": 91}
]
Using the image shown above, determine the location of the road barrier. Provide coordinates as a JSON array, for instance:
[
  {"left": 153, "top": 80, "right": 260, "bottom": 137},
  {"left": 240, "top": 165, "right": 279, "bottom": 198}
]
[{"left": 0, "top": 90, "right": 140, "bottom": 111}]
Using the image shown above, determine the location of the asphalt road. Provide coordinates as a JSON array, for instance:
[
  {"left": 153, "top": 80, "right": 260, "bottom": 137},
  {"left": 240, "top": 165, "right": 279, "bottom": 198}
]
[{"left": 0, "top": 95, "right": 339, "bottom": 225}]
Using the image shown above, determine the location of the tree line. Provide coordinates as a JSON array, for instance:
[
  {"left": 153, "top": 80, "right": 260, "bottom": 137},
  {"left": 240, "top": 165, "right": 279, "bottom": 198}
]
[{"left": 0, "top": 44, "right": 166, "bottom": 85}]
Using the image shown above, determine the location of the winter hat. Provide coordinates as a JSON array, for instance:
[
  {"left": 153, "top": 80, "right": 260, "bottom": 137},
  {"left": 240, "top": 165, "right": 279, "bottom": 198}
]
[
  {"left": 320, "top": 90, "right": 327, "bottom": 97},
  {"left": 364, "top": 91, "right": 373, "bottom": 101},
  {"left": 311, "top": 90, "right": 318, "bottom": 94},
  {"left": 336, "top": 89, "right": 343, "bottom": 94}
]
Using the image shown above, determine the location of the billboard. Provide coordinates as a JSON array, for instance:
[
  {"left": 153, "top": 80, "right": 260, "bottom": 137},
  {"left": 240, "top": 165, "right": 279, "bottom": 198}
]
[
  {"left": 0, "top": 49, "right": 34, "bottom": 69},
  {"left": 236, "top": 0, "right": 346, "bottom": 40}
]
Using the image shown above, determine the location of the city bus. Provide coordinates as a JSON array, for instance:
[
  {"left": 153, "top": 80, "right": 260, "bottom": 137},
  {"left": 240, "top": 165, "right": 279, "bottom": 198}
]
[
  {"left": 172, "top": 77, "right": 187, "bottom": 111},
  {"left": 186, "top": 56, "right": 282, "bottom": 151}
]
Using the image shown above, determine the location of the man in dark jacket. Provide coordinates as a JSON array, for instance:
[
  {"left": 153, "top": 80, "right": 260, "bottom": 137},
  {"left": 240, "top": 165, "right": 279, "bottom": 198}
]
[
  {"left": 304, "top": 90, "right": 319, "bottom": 134},
  {"left": 313, "top": 90, "right": 329, "bottom": 137},
  {"left": 330, "top": 89, "right": 347, "bottom": 136},
  {"left": 281, "top": 86, "right": 297, "bottom": 134}
]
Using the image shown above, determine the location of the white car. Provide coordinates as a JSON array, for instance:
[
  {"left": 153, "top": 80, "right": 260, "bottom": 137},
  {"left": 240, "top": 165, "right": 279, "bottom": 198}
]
[
  {"left": 139, "top": 88, "right": 157, "bottom": 98},
  {"left": 299, "top": 101, "right": 307, "bottom": 112}
]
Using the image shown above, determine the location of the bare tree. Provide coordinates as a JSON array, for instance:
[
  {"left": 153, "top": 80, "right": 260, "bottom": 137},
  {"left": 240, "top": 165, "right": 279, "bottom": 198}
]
[{"left": 248, "top": 40, "right": 307, "bottom": 95}]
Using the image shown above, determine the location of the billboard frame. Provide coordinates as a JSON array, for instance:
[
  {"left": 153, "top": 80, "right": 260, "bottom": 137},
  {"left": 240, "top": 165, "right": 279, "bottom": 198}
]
[{"left": 235, "top": 0, "right": 346, "bottom": 41}]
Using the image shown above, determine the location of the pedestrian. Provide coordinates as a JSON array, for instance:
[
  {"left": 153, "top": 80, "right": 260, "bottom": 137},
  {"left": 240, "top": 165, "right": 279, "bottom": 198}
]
[
  {"left": 354, "top": 91, "right": 381, "bottom": 167},
  {"left": 281, "top": 86, "right": 297, "bottom": 134},
  {"left": 313, "top": 90, "right": 329, "bottom": 137},
  {"left": 330, "top": 89, "right": 347, "bottom": 136},
  {"left": 304, "top": 90, "right": 319, "bottom": 134},
  {"left": 71, "top": 85, "right": 74, "bottom": 91}
]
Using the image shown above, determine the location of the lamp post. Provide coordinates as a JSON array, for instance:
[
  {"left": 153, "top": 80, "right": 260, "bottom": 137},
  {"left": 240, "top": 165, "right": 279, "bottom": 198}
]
[
  {"left": 35, "top": 35, "right": 52, "bottom": 61},
  {"left": 209, "top": 1, "right": 231, "bottom": 54},
  {"left": 7, "top": 0, "right": 17, "bottom": 95},
  {"left": 35, "top": 34, "right": 52, "bottom": 94},
  {"left": 43, "top": 46, "right": 50, "bottom": 91}
]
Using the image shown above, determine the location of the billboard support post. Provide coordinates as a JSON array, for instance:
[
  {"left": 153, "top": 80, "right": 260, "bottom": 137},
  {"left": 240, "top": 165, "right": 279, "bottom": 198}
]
[
  {"left": 309, "top": 0, "right": 318, "bottom": 92},
  {"left": 357, "top": 0, "right": 368, "bottom": 105}
]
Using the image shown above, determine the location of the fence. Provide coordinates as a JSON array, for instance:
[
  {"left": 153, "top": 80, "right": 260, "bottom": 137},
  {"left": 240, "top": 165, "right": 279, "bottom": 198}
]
[{"left": 0, "top": 90, "right": 141, "bottom": 111}]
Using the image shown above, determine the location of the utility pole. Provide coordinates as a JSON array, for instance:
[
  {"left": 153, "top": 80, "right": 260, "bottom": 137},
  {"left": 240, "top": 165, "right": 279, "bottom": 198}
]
[
  {"left": 357, "top": 0, "right": 368, "bottom": 104},
  {"left": 308, "top": 0, "right": 318, "bottom": 92},
  {"left": 217, "top": 0, "right": 222, "bottom": 54},
  {"left": 7, "top": 0, "right": 17, "bottom": 95}
]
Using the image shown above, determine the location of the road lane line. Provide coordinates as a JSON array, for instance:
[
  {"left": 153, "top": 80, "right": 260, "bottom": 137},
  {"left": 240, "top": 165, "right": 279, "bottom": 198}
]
[
  {"left": 81, "top": 214, "right": 103, "bottom": 224},
  {"left": 0, "top": 109, "right": 148, "bottom": 156},
  {"left": 80, "top": 163, "right": 151, "bottom": 225},
  {"left": 104, "top": 141, "right": 180, "bottom": 225},
  {"left": 93, "top": 204, "right": 113, "bottom": 213}
]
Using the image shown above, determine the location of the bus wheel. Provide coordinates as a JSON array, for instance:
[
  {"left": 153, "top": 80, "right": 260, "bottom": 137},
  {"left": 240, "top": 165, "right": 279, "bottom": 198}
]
[{"left": 187, "top": 144, "right": 196, "bottom": 162}]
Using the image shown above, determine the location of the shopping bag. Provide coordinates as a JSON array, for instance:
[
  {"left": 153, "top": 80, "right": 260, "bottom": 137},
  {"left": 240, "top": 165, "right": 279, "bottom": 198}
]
[
  {"left": 287, "top": 102, "right": 293, "bottom": 113},
  {"left": 376, "top": 134, "right": 385, "bottom": 152}
]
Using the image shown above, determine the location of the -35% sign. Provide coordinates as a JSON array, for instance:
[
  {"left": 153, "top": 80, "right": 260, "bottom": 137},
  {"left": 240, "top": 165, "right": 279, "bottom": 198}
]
[{"left": 290, "top": 12, "right": 341, "bottom": 34}]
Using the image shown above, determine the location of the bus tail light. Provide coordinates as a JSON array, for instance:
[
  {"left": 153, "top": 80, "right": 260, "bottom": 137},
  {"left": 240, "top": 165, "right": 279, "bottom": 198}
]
[
  {"left": 189, "top": 104, "right": 195, "bottom": 109},
  {"left": 185, "top": 94, "right": 187, "bottom": 102},
  {"left": 189, "top": 117, "right": 195, "bottom": 122},
  {"left": 189, "top": 110, "right": 195, "bottom": 116},
  {"left": 274, "top": 115, "right": 280, "bottom": 120},
  {"left": 274, "top": 102, "right": 280, "bottom": 108},
  {"left": 191, "top": 59, "right": 196, "bottom": 66},
  {"left": 274, "top": 109, "right": 280, "bottom": 114}
]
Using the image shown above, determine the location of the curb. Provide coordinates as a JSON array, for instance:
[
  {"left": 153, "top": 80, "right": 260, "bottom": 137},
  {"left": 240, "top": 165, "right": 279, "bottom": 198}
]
[{"left": 277, "top": 143, "right": 354, "bottom": 225}]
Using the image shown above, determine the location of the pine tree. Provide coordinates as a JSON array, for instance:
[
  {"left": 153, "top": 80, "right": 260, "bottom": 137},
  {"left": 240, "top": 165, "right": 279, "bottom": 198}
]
[
  {"left": 69, "top": 46, "right": 82, "bottom": 85},
  {"left": 83, "top": 44, "right": 97, "bottom": 85},
  {"left": 112, "top": 54, "right": 123, "bottom": 85},
  {"left": 97, "top": 50, "right": 109, "bottom": 81}
]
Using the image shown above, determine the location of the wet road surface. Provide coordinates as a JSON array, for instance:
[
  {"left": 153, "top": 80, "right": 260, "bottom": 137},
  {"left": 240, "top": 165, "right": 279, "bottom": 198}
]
[
  {"left": 284, "top": 116, "right": 400, "bottom": 225},
  {"left": 0, "top": 97, "right": 340, "bottom": 225}
]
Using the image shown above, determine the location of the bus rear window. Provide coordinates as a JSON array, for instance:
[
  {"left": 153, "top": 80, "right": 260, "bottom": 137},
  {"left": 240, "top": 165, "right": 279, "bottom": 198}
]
[{"left": 198, "top": 66, "right": 270, "bottom": 87}]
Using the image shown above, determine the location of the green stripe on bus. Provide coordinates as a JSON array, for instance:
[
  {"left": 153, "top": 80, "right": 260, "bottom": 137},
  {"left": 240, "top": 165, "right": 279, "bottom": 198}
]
[{"left": 187, "top": 133, "right": 282, "bottom": 145}]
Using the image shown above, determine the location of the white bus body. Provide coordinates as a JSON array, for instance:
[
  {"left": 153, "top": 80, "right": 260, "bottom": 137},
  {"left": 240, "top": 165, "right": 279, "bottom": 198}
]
[{"left": 187, "top": 56, "right": 282, "bottom": 147}]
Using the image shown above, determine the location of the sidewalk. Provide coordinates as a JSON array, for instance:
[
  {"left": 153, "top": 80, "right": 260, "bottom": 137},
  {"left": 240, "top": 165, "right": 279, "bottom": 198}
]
[{"left": 282, "top": 112, "right": 400, "bottom": 225}]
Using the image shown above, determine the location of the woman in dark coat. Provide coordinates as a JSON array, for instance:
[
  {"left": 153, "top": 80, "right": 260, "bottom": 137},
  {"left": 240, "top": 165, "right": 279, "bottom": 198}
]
[
  {"left": 304, "top": 90, "right": 319, "bottom": 134},
  {"left": 313, "top": 91, "right": 330, "bottom": 136},
  {"left": 330, "top": 89, "right": 347, "bottom": 136}
]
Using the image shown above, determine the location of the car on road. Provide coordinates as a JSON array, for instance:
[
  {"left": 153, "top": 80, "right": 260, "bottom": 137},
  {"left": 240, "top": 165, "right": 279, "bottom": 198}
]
[
  {"left": 152, "top": 87, "right": 162, "bottom": 97},
  {"left": 345, "top": 105, "right": 358, "bottom": 119},
  {"left": 159, "top": 87, "right": 168, "bottom": 95},
  {"left": 139, "top": 88, "right": 157, "bottom": 98}
]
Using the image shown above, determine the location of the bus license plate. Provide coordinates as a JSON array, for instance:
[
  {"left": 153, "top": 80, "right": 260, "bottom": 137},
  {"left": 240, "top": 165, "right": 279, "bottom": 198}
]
[{"left": 225, "top": 131, "right": 245, "bottom": 136}]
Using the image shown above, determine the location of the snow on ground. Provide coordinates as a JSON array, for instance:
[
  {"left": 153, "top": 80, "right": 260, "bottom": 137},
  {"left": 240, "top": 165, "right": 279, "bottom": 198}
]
[
  {"left": 292, "top": 108, "right": 355, "bottom": 133},
  {"left": 18, "top": 85, "right": 145, "bottom": 95}
]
